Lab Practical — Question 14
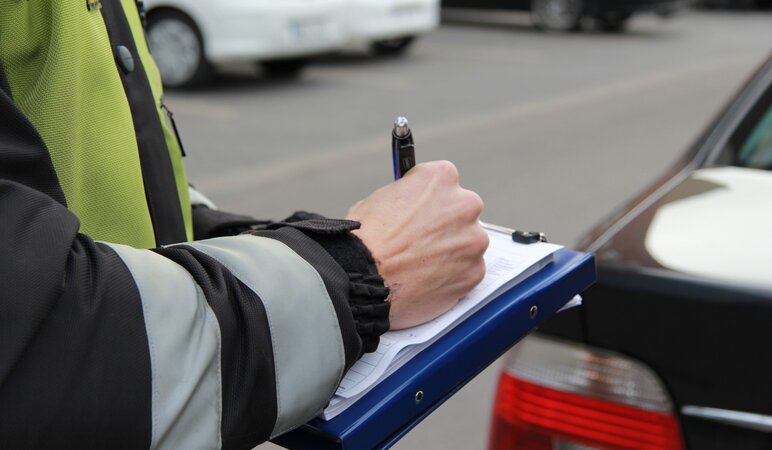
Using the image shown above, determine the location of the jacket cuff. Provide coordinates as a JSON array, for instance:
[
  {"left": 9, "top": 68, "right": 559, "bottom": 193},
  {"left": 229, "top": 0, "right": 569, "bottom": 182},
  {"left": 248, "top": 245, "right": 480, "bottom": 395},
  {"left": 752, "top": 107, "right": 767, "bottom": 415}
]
[
  {"left": 262, "top": 212, "right": 391, "bottom": 355},
  {"left": 191, "top": 204, "right": 269, "bottom": 240}
]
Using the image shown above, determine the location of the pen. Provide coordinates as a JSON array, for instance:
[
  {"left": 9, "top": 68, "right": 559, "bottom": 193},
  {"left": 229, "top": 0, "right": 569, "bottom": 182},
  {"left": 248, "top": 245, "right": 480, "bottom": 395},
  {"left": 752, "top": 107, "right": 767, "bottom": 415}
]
[
  {"left": 392, "top": 116, "right": 416, "bottom": 180},
  {"left": 479, "top": 221, "right": 548, "bottom": 244}
]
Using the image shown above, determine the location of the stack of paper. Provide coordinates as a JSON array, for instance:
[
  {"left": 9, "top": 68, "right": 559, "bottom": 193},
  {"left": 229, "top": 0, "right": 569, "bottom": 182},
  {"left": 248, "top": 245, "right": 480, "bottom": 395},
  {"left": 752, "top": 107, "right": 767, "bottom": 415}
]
[{"left": 321, "top": 227, "right": 562, "bottom": 420}]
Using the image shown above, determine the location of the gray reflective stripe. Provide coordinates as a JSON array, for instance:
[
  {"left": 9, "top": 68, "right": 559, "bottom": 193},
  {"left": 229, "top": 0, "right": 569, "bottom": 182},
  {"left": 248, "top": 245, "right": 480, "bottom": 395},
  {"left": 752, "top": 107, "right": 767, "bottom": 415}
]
[
  {"left": 184, "top": 235, "right": 345, "bottom": 437},
  {"left": 106, "top": 243, "right": 223, "bottom": 450}
]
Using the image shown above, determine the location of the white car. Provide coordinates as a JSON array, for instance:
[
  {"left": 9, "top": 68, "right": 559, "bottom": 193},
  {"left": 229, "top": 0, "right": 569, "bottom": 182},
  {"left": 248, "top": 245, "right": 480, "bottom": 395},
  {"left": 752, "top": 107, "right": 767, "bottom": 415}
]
[
  {"left": 345, "top": 0, "right": 440, "bottom": 54},
  {"left": 143, "top": 0, "right": 348, "bottom": 88}
]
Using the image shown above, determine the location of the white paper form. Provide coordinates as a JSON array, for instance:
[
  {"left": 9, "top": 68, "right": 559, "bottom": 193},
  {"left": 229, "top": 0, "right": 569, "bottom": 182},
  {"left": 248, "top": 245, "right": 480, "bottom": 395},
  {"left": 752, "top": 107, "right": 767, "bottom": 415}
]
[{"left": 327, "top": 229, "right": 562, "bottom": 415}]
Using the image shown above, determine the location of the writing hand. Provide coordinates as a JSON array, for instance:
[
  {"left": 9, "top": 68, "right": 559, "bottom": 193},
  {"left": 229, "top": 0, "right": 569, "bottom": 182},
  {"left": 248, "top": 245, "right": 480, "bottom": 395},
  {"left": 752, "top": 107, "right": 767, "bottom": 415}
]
[{"left": 346, "top": 161, "right": 489, "bottom": 330}]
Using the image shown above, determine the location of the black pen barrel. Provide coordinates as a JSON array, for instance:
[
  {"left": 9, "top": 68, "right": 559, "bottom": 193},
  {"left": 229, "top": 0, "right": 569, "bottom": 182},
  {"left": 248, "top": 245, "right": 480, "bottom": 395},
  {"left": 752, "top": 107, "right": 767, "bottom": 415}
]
[{"left": 392, "top": 117, "right": 416, "bottom": 179}]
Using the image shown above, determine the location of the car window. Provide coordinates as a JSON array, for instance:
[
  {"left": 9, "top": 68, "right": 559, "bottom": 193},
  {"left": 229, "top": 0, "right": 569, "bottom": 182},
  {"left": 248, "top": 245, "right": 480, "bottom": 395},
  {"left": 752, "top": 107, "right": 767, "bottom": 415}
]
[
  {"left": 714, "top": 82, "right": 772, "bottom": 171},
  {"left": 737, "top": 104, "right": 772, "bottom": 170}
]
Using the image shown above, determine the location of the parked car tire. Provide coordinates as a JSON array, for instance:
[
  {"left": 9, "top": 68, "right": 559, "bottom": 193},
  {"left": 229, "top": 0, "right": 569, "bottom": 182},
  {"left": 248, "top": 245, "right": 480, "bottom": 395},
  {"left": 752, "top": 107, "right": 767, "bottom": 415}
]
[
  {"left": 146, "top": 9, "right": 212, "bottom": 89},
  {"left": 596, "top": 12, "right": 631, "bottom": 32},
  {"left": 531, "top": 0, "right": 584, "bottom": 31},
  {"left": 371, "top": 36, "right": 415, "bottom": 55},
  {"left": 260, "top": 58, "right": 310, "bottom": 78}
]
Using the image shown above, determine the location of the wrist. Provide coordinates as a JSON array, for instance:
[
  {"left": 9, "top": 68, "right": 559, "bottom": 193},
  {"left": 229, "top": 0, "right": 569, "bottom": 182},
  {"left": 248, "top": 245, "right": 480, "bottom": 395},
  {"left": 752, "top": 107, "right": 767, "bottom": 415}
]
[{"left": 263, "top": 214, "right": 391, "bottom": 355}]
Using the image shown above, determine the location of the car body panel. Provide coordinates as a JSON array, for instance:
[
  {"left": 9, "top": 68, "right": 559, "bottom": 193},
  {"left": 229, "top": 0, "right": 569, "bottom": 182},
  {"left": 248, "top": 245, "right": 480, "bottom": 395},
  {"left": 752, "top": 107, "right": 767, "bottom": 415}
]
[
  {"left": 345, "top": 0, "right": 440, "bottom": 43},
  {"left": 582, "top": 267, "right": 772, "bottom": 449},
  {"left": 144, "top": 0, "right": 348, "bottom": 64},
  {"left": 530, "top": 56, "right": 772, "bottom": 449},
  {"left": 593, "top": 166, "right": 772, "bottom": 289},
  {"left": 441, "top": 0, "right": 686, "bottom": 17},
  {"left": 697, "top": 0, "right": 772, "bottom": 8},
  {"left": 580, "top": 57, "right": 772, "bottom": 256}
]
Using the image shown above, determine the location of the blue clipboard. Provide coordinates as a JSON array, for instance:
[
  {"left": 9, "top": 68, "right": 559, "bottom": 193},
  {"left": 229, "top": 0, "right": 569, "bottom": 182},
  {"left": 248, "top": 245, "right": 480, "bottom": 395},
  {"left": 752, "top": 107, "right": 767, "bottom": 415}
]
[{"left": 273, "top": 249, "right": 595, "bottom": 450}]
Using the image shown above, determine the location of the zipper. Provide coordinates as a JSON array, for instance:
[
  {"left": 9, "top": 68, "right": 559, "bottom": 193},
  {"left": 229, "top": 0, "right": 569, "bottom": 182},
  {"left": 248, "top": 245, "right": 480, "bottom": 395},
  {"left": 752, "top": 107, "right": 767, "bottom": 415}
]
[
  {"left": 135, "top": 0, "right": 148, "bottom": 28},
  {"left": 160, "top": 98, "right": 186, "bottom": 157}
]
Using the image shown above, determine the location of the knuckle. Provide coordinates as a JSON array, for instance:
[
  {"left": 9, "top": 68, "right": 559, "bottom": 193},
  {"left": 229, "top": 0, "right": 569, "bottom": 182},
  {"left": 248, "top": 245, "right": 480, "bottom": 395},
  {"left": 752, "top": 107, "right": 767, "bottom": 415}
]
[
  {"left": 457, "top": 189, "right": 484, "bottom": 221},
  {"left": 465, "top": 190, "right": 485, "bottom": 216},
  {"left": 467, "top": 260, "right": 486, "bottom": 286},
  {"left": 474, "top": 227, "right": 490, "bottom": 254},
  {"left": 433, "top": 160, "right": 459, "bottom": 183}
]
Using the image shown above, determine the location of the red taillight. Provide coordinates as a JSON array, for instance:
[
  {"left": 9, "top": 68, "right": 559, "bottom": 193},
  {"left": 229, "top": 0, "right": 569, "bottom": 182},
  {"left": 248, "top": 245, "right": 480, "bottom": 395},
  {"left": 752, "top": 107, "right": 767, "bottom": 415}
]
[
  {"left": 491, "top": 376, "right": 684, "bottom": 450},
  {"left": 489, "top": 335, "right": 685, "bottom": 450}
]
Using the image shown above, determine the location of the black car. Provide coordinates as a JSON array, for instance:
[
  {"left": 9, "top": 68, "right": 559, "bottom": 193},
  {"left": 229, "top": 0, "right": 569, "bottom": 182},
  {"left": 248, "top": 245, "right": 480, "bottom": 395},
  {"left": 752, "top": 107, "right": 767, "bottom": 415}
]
[
  {"left": 697, "top": 0, "right": 771, "bottom": 9},
  {"left": 442, "top": 0, "right": 686, "bottom": 31},
  {"left": 488, "top": 55, "right": 772, "bottom": 450}
]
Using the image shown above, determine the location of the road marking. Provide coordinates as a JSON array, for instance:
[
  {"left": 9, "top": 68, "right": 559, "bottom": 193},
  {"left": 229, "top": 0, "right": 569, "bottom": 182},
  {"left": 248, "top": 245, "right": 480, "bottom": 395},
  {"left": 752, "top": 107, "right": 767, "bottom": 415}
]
[
  {"left": 306, "top": 66, "right": 416, "bottom": 91},
  {"left": 196, "top": 55, "right": 759, "bottom": 196}
]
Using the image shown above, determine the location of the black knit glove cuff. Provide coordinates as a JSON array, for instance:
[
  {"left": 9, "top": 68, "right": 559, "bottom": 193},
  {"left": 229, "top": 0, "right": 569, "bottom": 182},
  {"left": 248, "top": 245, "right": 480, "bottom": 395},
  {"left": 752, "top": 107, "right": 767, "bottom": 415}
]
[
  {"left": 348, "top": 273, "right": 390, "bottom": 353},
  {"left": 265, "top": 212, "right": 390, "bottom": 356}
]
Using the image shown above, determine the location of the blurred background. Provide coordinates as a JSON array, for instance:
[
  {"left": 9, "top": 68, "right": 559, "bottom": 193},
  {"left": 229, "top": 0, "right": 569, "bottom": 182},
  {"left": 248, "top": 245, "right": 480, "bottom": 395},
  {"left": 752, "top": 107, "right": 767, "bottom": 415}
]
[{"left": 143, "top": 0, "right": 772, "bottom": 448}]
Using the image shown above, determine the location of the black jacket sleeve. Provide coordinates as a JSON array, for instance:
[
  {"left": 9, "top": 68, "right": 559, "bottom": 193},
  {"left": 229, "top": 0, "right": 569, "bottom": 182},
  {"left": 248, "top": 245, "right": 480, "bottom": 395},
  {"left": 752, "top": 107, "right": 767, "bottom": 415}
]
[{"left": 0, "top": 69, "right": 389, "bottom": 450}]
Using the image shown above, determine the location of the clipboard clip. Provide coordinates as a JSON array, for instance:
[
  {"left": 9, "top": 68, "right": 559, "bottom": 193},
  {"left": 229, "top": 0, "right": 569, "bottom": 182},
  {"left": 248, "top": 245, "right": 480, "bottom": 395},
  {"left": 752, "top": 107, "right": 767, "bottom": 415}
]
[
  {"left": 479, "top": 221, "right": 548, "bottom": 244},
  {"left": 512, "top": 230, "right": 548, "bottom": 244}
]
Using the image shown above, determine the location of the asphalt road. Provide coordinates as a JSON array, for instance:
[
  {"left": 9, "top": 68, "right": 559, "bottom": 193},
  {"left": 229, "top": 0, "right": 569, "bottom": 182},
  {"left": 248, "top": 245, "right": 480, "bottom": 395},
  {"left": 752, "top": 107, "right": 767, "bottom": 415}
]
[{"left": 166, "top": 9, "right": 772, "bottom": 450}]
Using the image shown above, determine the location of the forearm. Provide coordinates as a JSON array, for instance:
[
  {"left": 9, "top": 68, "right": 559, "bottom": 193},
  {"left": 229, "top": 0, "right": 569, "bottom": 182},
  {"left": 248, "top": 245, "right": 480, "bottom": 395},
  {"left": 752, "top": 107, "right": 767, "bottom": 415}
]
[{"left": 0, "top": 181, "right": 388, "bottom": 449}]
